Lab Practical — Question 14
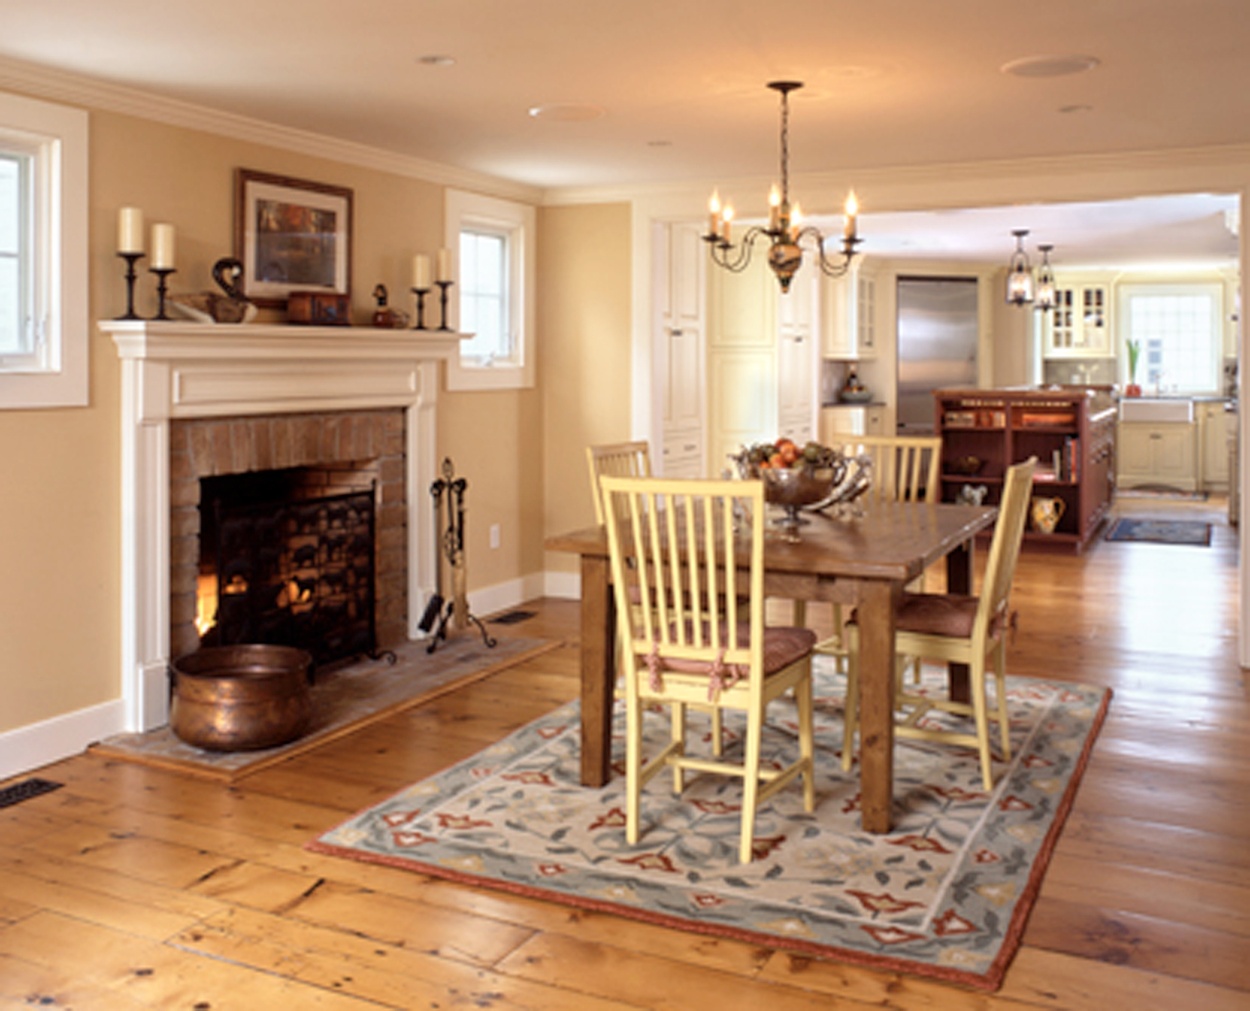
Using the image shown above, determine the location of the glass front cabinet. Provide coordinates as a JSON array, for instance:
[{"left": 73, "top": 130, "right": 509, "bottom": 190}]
[{"left": 1044, "top": 280, "right": 1110, "bottom": 358}]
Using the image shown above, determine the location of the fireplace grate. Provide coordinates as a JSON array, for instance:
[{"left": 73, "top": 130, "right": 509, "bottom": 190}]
[{"left": 209, "top": 486, "right": 382, "bottom": 669}]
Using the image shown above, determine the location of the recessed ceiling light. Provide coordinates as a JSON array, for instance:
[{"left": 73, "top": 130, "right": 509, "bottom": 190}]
[
  {"left": 1001, "top": 54, "right": 1100, "bottom": 78},
  {"left": 417, "top": 54, "right": 456, "bottom": 67},
  {"left": 528, "top": 103, "right": 605, "bottom": 122}
]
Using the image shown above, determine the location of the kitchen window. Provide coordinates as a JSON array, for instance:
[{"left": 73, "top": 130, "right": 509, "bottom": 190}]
[
  {"left": 444, "top": 188, "right": 535, "bottom": 391},
  {"left": 0, "top": 91, "right": 88, "bottom": 409},
  {"left": 1118, "top": 283, "right": 1224, "bottom": 395}
]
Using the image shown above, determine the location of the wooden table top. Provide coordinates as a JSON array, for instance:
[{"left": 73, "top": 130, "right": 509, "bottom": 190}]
[{"left": 547, "top": 501, "right": 999, "bottom": 584}]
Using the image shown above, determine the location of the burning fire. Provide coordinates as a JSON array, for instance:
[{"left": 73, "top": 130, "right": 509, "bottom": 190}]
[{"left": 194, "top": 572, "right": 218, "bottom": 637}]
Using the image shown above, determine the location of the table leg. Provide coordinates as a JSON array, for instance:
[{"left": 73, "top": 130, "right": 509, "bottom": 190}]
[
  {"left": 579, "top": 553, "right": 615, "bottom": 787},
  {"left": 945, "top": 538, "right": 974, "bottom": 704},
  {"left": 856, "top": 578, "right": 901, "bottom": 834}
]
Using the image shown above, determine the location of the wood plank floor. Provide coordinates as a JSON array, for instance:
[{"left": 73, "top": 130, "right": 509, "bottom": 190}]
[{"left": 2, "top": 494, "right": 1247, "bottom": 1008}]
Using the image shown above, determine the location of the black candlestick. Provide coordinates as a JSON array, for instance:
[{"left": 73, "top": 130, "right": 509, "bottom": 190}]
[
  {"left": 115, "top": 252, "right": 146, "bottom": 320},
  {"left": 411, "top": 287, "right": 431, "bottom": 330},
  {"left": 151, "top": 267, "right": 176, "bottom": 321},
  {"left": 435, "top": 279, "right": 455, "bottom": 331}
]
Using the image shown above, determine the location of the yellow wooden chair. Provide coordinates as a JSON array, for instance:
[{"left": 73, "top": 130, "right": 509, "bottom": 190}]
[
  {"left": 600, "top": 475, "right": 816, "bottom": 863},
  {"left": 586, "top": 440, "right": 651, "bottom": 524},
  {"left": 804, "top": 434, "right": 942, "bottom": 668},
  {"left": 587, "top": 440, "right": 725, "bottom": 751},
  {"left": 842, "top": 457, "right": 1036, "bottom": 789}
]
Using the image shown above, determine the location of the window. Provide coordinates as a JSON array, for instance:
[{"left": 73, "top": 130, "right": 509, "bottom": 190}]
[
  {"left": 1118, "top": 283, "right": 1224, "bottom": 395},
  {"left": 444, "top": 189, "right": 535, "bottom": 390},
  {"left": 0, "top": 91, "right": 88, "bottom": 409}
]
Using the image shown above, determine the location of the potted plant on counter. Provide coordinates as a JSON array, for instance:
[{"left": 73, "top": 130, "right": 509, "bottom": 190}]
[{"left": 1125, "top": 339, "right": 1143, "bottom": 397}]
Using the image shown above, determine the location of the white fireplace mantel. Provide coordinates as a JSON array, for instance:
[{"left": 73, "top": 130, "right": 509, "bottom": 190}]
[{"left": 102, "top": 320, "right": 466, "bottom": 732}]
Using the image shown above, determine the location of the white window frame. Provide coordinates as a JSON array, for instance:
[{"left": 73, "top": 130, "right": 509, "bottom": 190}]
[
  {"left": 0, "top": 91, "right": 88, "bottom": 409},
  {"left": 1117, "top": 282, "right": 1224, "bottom": 396},
  {"left": 443, "top": 188, "right": 535, "bottom": 391}
]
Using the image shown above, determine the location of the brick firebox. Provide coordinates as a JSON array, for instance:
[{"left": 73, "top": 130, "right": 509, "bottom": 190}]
[{"left": 168, "top": 409, "right": 408, "bottom": 659}]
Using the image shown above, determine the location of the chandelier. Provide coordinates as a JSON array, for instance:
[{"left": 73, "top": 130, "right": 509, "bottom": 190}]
[
  {"left": 703, "top": 81, "right": 861, "bottom": 292},
  {"left": 1005, "top": 229, "right": 1035, "bottom": 306},
  {"left": 1004, "top": 229, "right": 1057, "bottom": 312}
]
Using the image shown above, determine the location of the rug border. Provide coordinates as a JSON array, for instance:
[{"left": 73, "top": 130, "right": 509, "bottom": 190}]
[
  {"left": 90, "top": 638, "right": 563, "bottom": 782},
  {"left": 306, "top": 680, "right": 1114, "bottom": 993}
]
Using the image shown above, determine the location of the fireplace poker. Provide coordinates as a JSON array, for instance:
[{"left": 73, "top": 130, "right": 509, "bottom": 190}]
[{"left": 418, "top": 476, "right": 447, "bottom": 633}]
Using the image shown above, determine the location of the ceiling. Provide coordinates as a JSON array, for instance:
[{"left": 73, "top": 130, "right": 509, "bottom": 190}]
[{"left": 2, "top": 0, "right": 1247, "bottom": 267}]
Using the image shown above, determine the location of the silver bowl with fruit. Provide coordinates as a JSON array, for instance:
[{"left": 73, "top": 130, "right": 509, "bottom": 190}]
[{"left": 733, "top": 440, "right": 849, "bottom": 532}]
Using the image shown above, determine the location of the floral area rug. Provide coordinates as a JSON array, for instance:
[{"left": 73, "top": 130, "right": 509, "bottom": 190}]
[{"left": 309, "top": 660, "right": 1110, "bottom": 991}]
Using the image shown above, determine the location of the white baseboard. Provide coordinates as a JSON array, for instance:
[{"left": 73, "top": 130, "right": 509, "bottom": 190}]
[
  {"left": 0, "top": 699, "right": 125, "bottom": 781},
  {"left": 543, "top": 569, "right": 581, "bottom": 600},
  {"left": 470, "top": 572, "right": 549, "bottom": 619}
]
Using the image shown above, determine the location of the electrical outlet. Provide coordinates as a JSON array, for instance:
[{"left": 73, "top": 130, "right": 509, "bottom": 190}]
[{"left": 489, "top": 523, "right": 501, "bottom": 549}]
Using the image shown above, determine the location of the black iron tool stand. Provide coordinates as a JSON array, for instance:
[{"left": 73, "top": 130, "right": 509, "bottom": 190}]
[{"left": 425, "top": 458, "right": 496, "bottom": 654}]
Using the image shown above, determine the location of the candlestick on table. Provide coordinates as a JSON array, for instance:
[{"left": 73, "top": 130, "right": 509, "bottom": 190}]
[
  {"left": 411, "top": 286, "right": 431, "bottom": 330},
  {"left": 435, "top": 279, "right": 454, "bottom": 331},
  {"left": 115, "top": 252, "right": 146, "bottom": 320}
]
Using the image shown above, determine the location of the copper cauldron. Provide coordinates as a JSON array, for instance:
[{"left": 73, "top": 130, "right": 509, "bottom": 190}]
[{"left": 169, "top": 645, "right": 313, "bottom": 751}]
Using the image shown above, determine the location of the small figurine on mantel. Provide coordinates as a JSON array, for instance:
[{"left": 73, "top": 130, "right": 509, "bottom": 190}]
[
  {"left": 370, "top": 284, "right": 409, "bottom": 328},
  {"left": 169, "top": 257, "right": 257, "bottom": 324}
]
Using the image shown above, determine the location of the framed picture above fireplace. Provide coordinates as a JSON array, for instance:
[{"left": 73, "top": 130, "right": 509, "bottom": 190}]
[{"left": 234, "top": 168, "right": 353, "bottom": 308}]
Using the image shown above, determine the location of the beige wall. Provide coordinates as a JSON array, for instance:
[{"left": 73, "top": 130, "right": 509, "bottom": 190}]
[
  {"left": 0, "top": 99, "right": 546, "bottom": 738},
  {"left": 538, "top": 203, "right": 632, "bottom": 574}
]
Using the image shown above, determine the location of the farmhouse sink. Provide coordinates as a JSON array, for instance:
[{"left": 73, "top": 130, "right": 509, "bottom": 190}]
[{"left": 1119, "top": 398, "right": 1194, "bottom": 423}]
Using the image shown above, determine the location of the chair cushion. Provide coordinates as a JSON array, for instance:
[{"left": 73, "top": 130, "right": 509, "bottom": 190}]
[
  {"left": 895, "top": 593, "right": 981, "bottom": 638},
  {"left": 646, "top": 624, "right": 816, "bottom": 698}
]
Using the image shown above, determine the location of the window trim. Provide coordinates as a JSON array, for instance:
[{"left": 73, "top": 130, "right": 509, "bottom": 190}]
[
  {"left": 0, "top": 90, "right": 88, "bottom": 409},
  {"left": 443, "top": 188, "right": 535, "bottom": 391}
]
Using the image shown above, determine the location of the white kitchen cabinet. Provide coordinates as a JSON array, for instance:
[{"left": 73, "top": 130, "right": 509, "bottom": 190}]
[
  {"left": 1044, "top": 279, "right": 1110, "bottom": 358},
  {"left": 1117, "top": 421, "right": 1198, "bottom": 491},
  {"left": 821, "top": 262, "right": 877, "bottom": 359},
  {"left": 656, "top": 222, "right": 706, "bottom": 477},
  {"left": 1198, "top": 400, "right": 1231, "bottom": 489},
  {"left": 777, "top": 265, "right": 816, "bottom": 446},
  {"left": 819, "top": 404, "right": 886, "bottom": 442},
  {"left": 707, "top": 255, "right": 778, "bottom": 469}
]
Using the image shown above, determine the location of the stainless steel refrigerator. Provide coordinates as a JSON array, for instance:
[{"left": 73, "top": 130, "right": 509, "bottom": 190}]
[{"left": 896, "top": 277, "right": 979, "bottom": 434}]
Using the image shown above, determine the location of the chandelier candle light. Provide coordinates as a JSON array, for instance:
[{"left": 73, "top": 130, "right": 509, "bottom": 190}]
[{"left": 704, "top": 81, "right": 861, "bottom": 292}]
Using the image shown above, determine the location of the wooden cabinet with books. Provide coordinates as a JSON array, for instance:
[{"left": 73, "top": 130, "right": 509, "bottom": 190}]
[{"left": 935, "top": 386, "right": 1116, "bottom": 551}]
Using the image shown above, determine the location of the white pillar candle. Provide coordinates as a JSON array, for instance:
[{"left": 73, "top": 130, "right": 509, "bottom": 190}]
[
  {"left": 436, "top": 247, "right": 451, "bottom": 282},
  {"left": 412, "top": 253, "right": 431, "bottom": 289},
  {"left": 118, "top": 207, "right": 144, "bottom": 254},
  {"left": 150, "top": 223, "right": 176, "bottom": 269}
]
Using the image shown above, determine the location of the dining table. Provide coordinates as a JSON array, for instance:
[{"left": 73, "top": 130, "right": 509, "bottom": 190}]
[{"left": 546, "top": 499, "right": 999, "bottom": 834}]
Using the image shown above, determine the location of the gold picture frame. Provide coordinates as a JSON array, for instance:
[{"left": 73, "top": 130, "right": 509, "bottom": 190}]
[{"left": 234, "top": 168, "right": 353, "bottom": 308}]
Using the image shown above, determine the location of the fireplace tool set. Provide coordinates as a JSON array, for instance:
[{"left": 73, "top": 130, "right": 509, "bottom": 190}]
[{"left": 419, "top": 458, "right": 496, "bottom": 654}]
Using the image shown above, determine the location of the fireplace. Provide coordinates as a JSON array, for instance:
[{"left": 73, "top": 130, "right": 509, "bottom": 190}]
[
  {"left": 105, "top": 321, "right": 463, "bottom": 732},
  {"left": 168, "top": 411, "right": 406, "bottom": 664}
]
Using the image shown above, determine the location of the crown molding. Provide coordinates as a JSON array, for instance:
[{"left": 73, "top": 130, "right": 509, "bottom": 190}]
[
  {"left": 0, "top": 54, "right": 543, "bottom": 205},
  {"left": 546, "top": 143, "right": 1250, "bottom": 210}
]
